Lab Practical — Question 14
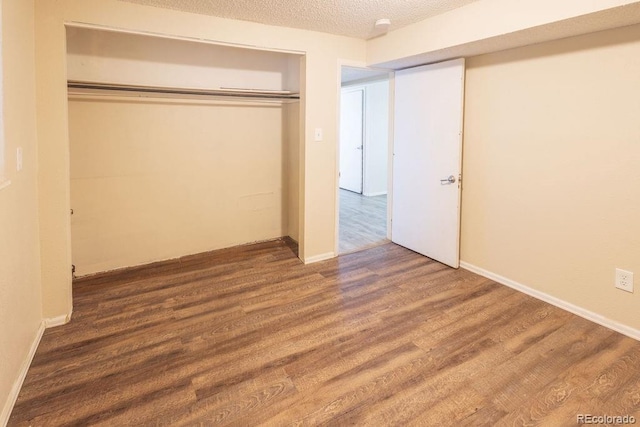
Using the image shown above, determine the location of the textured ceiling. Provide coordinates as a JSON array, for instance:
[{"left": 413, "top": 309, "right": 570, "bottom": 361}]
[{"left": 118, "top": 0, "right": 482, "bottom": 39}]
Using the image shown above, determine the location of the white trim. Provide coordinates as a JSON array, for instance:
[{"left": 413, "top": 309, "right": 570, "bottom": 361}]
[
  {"left": 334, "top": 61, "right": 347, "bottom": 256},
  {"left": 0, "top": 179, "right": 10, "bottom": 191},
  {"left": 363, "top": 191, "right": 387, "bottom": 197},
  {"left": 460, "top": 261, "right": 640, "bottom": 342},
  {"left": 44, "top": 312, "right": 72, "bottom": 328},
  {"left": 304, "top": 252, "right": 335, "bottom": 264},
  {"left": 1, "top": 322, "right": 45, "bottom": 426},
  {"left": 386, "top": 73, "right": 395, "bottom": 241}
]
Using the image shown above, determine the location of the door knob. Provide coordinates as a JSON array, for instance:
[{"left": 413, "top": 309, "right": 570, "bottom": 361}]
[{"left": 440, "top": 175, "right": 456, "bottom": 184}]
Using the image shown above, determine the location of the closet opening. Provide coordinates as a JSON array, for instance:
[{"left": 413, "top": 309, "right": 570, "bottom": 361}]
[
  {"left": 337, "top": 66, "right": 391, "bottom": 254},
  {"left": 66, "top": 25, "right": 303, "bottom": 278}
]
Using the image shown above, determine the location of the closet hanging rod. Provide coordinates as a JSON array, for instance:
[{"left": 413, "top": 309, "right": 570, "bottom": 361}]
[{"left": 67, "top": 80, "right": 300, "bottom": 100}]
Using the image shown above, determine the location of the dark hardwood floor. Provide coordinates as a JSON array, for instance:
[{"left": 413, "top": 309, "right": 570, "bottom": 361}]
[
  {"left": 339, "top": 189, "right": 388, "bottom": 254},
  {"left": 9, "top": 239, "right": 640, "bottom": 426}
]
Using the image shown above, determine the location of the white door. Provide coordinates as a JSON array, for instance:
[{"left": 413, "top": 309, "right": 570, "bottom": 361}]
[
  {"left": 340, "top": 88, "right": 364, "bottom": 193},
  {"left": 391, "top": 58, "right": 465, "bottom": 268}
]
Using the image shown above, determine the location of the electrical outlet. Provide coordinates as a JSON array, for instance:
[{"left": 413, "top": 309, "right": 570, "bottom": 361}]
[{"left": 615, "top": 268, "right": 634, "bottom": 293}]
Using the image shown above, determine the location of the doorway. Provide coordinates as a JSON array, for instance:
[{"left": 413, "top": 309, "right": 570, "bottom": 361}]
[
  {"left": 391, "top": 59, "right": 465, "bottom": 268},
  {"left": 337, "top": 59, "right": 465, "bottom": 265},
  {"left": 338, "top": 66, "right": 391, "bottom": 254}
]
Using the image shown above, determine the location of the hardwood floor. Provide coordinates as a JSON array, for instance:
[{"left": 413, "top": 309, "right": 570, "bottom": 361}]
[
  {"left": 339, "top": 189, "right": 387, "bottom": 254},
  {"left": 9, "top": 239, "right": 640, "bottom": 426}
]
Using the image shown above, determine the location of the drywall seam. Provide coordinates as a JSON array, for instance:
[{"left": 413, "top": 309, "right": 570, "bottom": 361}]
[
  {"left": 1, "top": 322, "right": 45, "bottom": 426},
  {"left": 460, "top": 261, "right": 640, "bottom": 342}
]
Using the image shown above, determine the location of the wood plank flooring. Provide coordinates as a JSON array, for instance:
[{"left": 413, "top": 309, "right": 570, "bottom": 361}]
[
  {"left": 339, "top": 189, "right": 387, "bottom": 254},
  {"left": 9, "top": 239, "right": 640, "bottom": 426}
]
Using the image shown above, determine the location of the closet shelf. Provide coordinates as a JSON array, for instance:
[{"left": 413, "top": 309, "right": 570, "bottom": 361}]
[{"left": 67, "top": 80, "right": 300, "bottom": 100}]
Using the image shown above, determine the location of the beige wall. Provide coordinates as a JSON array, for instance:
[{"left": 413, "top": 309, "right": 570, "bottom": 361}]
[
  {"left": 0, "top": 0, "right": 43, "bottom": 422},
  {"left": 69, "top": 96, "right": 293, "bottom": 276},
  {"left": 35, "top": 0, "right": 365, "bottom": 318},
  {"left": 462, "top": 24, "right": 640, "bottom": 330}
]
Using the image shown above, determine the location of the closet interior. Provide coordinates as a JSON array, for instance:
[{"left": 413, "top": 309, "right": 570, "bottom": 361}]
[{"left": 66, "top": 26, "right": 302, "bottom": 276}]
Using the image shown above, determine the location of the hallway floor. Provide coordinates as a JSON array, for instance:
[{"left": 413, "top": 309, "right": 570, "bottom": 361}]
[{"left": 339, "top": 189, "right": 387, "bottom": 254}]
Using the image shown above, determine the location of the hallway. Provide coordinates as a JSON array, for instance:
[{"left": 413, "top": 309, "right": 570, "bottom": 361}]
[{"left": 339, "top": 189, "right": 388, "bottom": 253}]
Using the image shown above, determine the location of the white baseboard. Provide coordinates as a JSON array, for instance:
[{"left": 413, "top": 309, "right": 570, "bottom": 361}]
[
  {"left": 44, "top": 312, "right": 72, "bottom": 328},
  {"left": 363, "top": 191, "right": 387, "bottom": 197},
  {"left": 1, "top": 321, "right": 45, "bottom": 426},
  {"left": 460, "top": 261, "right": 640, "bottom": 342},
  {"left": 304, "top": 252, "right": 335, "bottom": 264}
]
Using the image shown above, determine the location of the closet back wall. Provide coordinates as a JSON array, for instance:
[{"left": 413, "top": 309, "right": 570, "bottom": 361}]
[{"left": 67, "top": 28, "right": 300, "bottom": 276}]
